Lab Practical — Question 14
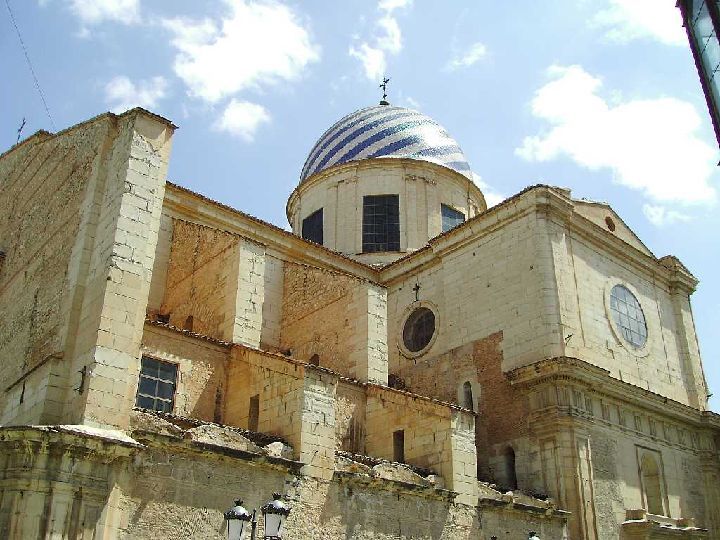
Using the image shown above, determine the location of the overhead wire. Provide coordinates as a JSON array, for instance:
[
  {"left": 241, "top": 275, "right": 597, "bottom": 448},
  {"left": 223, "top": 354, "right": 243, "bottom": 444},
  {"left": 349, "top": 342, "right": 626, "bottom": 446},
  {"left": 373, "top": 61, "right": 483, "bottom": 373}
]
[{"left": 4, "top": 0, "right": 57, "bottom": 131}]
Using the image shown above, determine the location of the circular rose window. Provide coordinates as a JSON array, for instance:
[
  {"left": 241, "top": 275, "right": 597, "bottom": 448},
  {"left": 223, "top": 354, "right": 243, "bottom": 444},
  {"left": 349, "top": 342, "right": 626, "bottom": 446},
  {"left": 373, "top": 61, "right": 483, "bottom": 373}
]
[
  {"left": 609, "top": 285, "right": 647, "bottom": 349},
  {"left": 402, "top": 307, "right": 436, "bottom": 353}
]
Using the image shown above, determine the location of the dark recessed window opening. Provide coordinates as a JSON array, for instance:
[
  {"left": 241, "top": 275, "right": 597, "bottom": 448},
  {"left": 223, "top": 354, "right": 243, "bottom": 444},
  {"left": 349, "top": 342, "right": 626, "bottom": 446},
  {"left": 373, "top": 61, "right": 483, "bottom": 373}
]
[
  {"left": 462, "top": 381, "right": 474, "bottom": 411},
  {"left": 183, "top": 315, "right": 194, "bottom": 331},
  {"left": 441, "top": 204, "right": 465, "bottom": 233},
  {"left": 309, "top": 354, "right": 320, "bottom": 366},
  {"left": 609, "top": 285, "right": 647, "bottom": 348},
  {"left": 504, "top": 446, "right": 518, "bottom": 490},
  {"left": 248, "top": 394, "right": 260, "bottom": 432},
  {"left": 362, "top": 194, "right": 400, "bottom": 253},
  {"left": 393, "top": 429, "right": 405, "bottom": 463},
  {"left": 135, "top": 356, "right": 178, "bottom": 413},
  {"left": 402, "top": 307, "right": 436, "bottom": 353},
  {"left": 302, "top": 208, "right": 324, "bottom": 245}
]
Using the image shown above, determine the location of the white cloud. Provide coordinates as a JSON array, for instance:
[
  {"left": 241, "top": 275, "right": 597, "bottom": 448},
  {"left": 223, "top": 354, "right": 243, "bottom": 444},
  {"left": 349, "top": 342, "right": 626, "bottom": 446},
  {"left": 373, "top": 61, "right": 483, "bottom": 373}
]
[
  {"left": 349, "top": 44, "right": 387, "bottom": 82},
  {"left": 516, "top": 65, "right": 717, "bottom": 204},
  {"left": 215, "top": 99, "right": 270, "bottom": 141},
  {"left": 447, "top": 42, "right": 487, "bottom": 70},
  {"left": 642, "top": 204, "right": 692, "bottom": 226},
  {"left": 104, "top": 75, "right": 167, "bottom": 113},
  {"left": 378, "top": 0, "right": 412, "bottom": 10},
  {"left": 404, "top": 96, "right": 420, "bottom": 108},
  {"left": 472, "top": 173, "right": 505, "bottom": 208},
  {"left": 163, "top": 0, "right": 319, "bottom": 103},
  {"left": 349, "top": 0, "right": 411, "bottom": 81},
  {"left": 592, "top": 0, "right": 685, "bottom": 46},
  {"left": 68, "top": 0, "right": 140, "bottom": 25}
]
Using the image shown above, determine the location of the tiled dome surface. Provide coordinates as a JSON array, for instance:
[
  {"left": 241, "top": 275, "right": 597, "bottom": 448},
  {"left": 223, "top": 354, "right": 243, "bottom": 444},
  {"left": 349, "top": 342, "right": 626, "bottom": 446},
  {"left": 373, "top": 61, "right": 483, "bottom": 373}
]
[{"left": 300, "top": 104, "right": 472, "bottom": 183}]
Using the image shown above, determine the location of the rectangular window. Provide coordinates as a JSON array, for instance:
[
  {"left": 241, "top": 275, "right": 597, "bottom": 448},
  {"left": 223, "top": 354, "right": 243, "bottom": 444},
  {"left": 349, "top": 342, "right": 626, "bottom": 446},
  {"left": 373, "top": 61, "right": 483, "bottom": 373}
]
[
  {"left": 362, "top": 194, "right": 400, "bottom": 253},
  {"left": 248, "top": 394, "right": 260, "bottom": 432},
  {"left": 135, "top": 356, "right": 177, "bottom": 413},
  {"left": 393, "top": 429, "right": 405, "bottom": 463},
  {"left": 441, "top": 204, "right": 465, "bottom": 233},
  {"left": 301, "top": 208, "right": 323, "bottom": 245}
]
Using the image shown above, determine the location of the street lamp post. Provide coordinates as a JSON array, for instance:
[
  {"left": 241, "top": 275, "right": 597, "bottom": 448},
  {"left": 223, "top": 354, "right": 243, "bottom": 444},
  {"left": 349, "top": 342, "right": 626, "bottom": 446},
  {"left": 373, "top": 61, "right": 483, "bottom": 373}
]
[
  {"left": 224, "top": 500, "right": 252, "bottom": 540},
  {"left": 225, "top": 493, "right": 291, "bottom": 540},
  {"left": 261, "top": 493, "right": 291, "bottom": 539}
]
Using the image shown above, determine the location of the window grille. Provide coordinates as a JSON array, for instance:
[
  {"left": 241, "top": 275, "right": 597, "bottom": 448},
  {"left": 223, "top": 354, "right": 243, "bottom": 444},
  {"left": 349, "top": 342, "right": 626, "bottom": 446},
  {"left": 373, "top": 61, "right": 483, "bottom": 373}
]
[
  {"left": 609, "top": 285, "right": 647, "bottom": 348},
  {"left": 362, "top": 195, "right": 400, "bottom": 253},
  {"left": 135, "top": 356, "right": 177, "bottom": 413}
]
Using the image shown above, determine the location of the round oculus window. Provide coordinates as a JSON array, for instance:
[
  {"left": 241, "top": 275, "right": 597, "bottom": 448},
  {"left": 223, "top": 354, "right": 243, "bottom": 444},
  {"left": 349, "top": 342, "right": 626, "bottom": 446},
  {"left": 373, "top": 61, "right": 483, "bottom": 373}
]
[
  {"left": 402, "top": 307, "right": 436, "bottom": 353},
  {"left": 609, "top": 285, "right": 647, "bottom": 349}
]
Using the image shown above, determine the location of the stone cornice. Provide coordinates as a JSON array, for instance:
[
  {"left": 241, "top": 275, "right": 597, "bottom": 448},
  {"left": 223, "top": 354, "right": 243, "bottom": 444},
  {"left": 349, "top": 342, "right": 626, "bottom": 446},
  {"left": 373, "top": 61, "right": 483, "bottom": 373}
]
[
  {"left": 543, "top": 197, "right": 698, "bottom": 294},
  {"left": 0, "top": 425, "right": 142, "bottom": 453},
  {"left": 0, "top": 107, "right": 177, "bottom": 161},
  {"left": 164, "top": 182, "right": 380, "bottom": 283},
  {"left": 286, "top": 157, "right": 485, "bottom": 221},
  {"left": 380, "top": 185, "right": 542, "bottom": 284},
  {"left": 131, "top": 430, "right": 304, "bottom": 473},
  {"left": 379, "top": 185, "right": 697, "bottom": 293},
  {"left": 507, "top": 357, "right": 719, "bottom": 428}
]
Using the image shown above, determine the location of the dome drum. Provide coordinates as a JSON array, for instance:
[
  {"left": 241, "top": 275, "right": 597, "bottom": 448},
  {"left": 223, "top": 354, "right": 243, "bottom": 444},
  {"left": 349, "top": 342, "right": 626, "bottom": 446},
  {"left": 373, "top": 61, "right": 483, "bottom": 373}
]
[{"left": 289, "top": 103, "right": 486, "bottom": 264}]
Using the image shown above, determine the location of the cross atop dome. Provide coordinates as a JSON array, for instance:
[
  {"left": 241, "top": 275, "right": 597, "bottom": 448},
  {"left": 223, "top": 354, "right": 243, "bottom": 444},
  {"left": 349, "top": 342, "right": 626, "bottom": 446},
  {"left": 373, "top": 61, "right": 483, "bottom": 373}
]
[{"left": 379, "top": 77, "right": 390, "bottom": 105}]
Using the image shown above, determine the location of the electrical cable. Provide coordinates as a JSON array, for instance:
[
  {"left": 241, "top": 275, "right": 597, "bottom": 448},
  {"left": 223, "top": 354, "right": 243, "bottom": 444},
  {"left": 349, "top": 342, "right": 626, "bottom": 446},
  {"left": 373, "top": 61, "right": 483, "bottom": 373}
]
[{"left": 5, "top": 0, "right": 56, "bottom": 131}]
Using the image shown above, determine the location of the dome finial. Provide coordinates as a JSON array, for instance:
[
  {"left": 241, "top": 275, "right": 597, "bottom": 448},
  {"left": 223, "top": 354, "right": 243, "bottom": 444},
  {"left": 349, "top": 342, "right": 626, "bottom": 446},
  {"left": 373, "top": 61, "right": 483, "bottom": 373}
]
[{"left": 379, "top": 76, "right": 391, "bottom": 105}]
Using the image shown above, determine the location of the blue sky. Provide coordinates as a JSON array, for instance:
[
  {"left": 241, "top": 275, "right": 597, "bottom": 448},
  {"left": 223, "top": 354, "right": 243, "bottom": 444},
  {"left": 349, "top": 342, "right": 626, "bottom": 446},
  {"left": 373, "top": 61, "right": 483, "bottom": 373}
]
[{"left": 3, "top": 0, "right": 719, "bottom": 410}]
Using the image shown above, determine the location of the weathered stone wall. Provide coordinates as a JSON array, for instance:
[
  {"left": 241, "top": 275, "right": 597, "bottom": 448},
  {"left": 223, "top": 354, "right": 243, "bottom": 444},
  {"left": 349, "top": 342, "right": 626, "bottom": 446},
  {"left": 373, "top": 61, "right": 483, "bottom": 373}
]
[
  {"left": 146, "top": 212, "right": 173, "bottom": 311},
  {"left": 551, "top": 218, "right": 706, "bottom": 408},
  {"left": 365, "top": 384, "right": 478, "bottom": 502},
  {"left": 0, "top": 122, "right": 113, "bottom": 425},
  {"left": 280, "top": 261, "right": 388, "bottom": 383},
  {"left": 386, "top": 207, "right": 561, "bottom": 385},
  {"left": 281, "top": 262, "right": 357, "bottom": 369},
  {"left": 1, "top": 425, "right": 568, "bottom": 540},
  {"left": 224, "top": 347, "right": 305, "bottom": 453},
  {"left": 260, "top": 252, "right": 284, "bottom": 349},
  {"left": 392, "top": 331, "right": 530, "bottom": 485},
  {"left": 140, "top": 324, "right": 228, "bottom": 422},
  {"left": 335, "top": 381, "right": 367, "bottom": 453},
  {"left": 118, "top": 434, "right": 290, "bottom": 539},
  {"left": 0, "top": 110, "right": 174, "bottom": 428},
  {"left": 162, "top": 219, "right": 239, "bottom": 339}
]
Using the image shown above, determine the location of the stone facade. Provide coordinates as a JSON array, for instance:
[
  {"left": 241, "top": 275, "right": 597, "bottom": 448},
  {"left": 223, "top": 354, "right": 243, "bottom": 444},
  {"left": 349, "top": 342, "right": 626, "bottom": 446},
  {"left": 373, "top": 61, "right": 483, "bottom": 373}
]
[{"left": 0, "top": 108, "right": 717, "bottom": 539}]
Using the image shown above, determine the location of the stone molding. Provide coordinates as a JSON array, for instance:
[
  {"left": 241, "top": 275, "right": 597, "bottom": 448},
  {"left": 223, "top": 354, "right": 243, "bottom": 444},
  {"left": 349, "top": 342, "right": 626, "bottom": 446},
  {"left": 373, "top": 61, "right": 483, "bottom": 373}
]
[{"left": 507, "top": 357, "right": 719, "bottom": 454}]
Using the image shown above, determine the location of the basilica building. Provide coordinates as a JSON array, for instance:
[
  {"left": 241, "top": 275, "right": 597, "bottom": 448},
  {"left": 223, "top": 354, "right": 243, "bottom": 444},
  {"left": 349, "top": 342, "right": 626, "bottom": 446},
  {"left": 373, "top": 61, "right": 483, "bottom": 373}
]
[{"left": 0, "top": 102, "right": 718, "bottom": 539}]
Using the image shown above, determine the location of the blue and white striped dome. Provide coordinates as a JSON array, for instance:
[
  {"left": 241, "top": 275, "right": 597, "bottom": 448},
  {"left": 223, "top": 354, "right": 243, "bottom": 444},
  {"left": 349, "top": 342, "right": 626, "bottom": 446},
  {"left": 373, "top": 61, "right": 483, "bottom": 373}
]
[{"left": 300, "top": 104, "right": 472, "bottom": 183}]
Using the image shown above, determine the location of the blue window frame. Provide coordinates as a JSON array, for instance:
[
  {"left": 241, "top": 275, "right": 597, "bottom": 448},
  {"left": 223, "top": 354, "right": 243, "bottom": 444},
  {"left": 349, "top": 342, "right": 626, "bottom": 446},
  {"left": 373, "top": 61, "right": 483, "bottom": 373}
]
[{"left": 441, "top": 204, "right": 465, "bottom": 233}]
